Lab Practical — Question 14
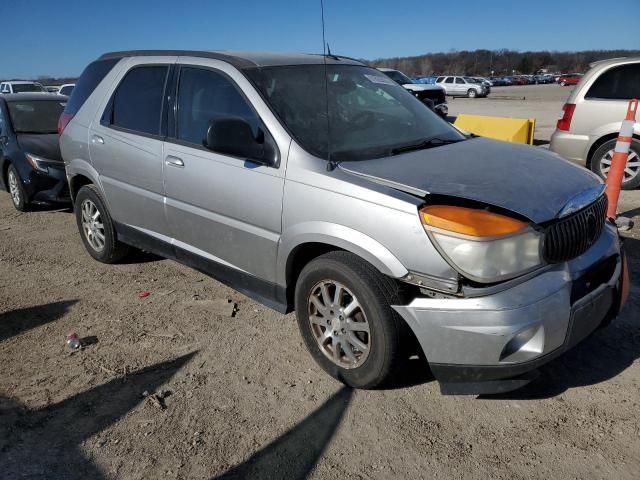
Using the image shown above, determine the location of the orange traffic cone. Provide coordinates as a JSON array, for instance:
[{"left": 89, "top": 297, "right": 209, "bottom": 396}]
[{"left": 606, "top": 99, "right": 638, "bottom": 219}]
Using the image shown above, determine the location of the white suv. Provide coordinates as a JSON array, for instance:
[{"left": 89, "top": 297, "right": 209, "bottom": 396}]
[{"left": 550, "top": 57, "right": 640, "bottom": 189}]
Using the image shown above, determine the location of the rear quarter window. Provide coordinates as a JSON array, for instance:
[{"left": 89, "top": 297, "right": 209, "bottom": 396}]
[
  {"left": 108, "top": 65, "right": 169, "bottom": 136},
  {"left": 585, "top": 63, "right": 640, "bottom": 100},
  {"left": 64, "top": 58, "right": 119, "bottom": 115}
]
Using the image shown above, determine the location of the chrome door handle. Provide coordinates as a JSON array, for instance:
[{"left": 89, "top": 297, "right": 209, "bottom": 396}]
[
  {"left": 91, "top": 135, "right": 104, "bottom": 145},
  {"left": 165, "top": 155, "right": 185, "bottom": 167}
]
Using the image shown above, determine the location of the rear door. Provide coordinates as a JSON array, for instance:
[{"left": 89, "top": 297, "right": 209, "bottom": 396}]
[
  {"left": 162, "top": 62, "right": 286, "bottom": 283},
  {"left": 89, "top": 57, "right": 176, "bottom": 237}
]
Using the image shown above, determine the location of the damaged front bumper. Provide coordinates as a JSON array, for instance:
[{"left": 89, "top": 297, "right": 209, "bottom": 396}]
[{"left": 393, "top": 223, "right": 626, "bottom": 395}]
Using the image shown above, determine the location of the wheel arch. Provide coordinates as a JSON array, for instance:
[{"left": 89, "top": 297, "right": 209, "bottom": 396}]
[
  {"left": 586, "top": 133, "right": 640, "bottom": 168},
  {"left": 279, "top": 223, "right": 409, "bottom": 309}
]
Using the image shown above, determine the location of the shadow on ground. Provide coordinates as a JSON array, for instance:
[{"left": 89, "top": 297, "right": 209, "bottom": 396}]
[
  {"left": 214, "top": 387, "right": 353, "bottom": 480},
  {"left": 0, "top": 352, "right": 196, "bottom": 480},
  {"left": 0, "top": 300, "right": 78, "bottom": 343}
]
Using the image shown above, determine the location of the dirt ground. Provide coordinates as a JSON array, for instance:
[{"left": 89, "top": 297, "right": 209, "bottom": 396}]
[{"left": 1, "top": 86, "right": 640, "bottom": 479}]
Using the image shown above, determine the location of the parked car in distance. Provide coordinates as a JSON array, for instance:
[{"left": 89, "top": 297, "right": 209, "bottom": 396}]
[
  {"left": 0, "top": 93, "right": 69, "bottom": 210},
  {"left": 471, "top": 76, "right": 493, "bottom": 87},
  {"left": 61, "top": 50, "right": 625, "bottom": 395},
  {"left": 550, "top": 57, "right": 640, "bottom": 189},
  {"left": 45, "top": 86, "right": 60, "bottom": 94},
  {"left": 378, "top": 68, "right": 448, "bottom": 117},
  {"left": 58, "top": 83, "right": 75, "bottom": 96},
  {"left": 0, "top": 81, "right": 45, "bottom": 94},
  {"left": 490, "top": 76, "right": 512, "bottom": 86},
  {"left": 412, "top": 75, "right": 437, "bottom": 85},
  {"left": 435, "top": 75, "right": 488, "bottom": 97},
  {"left": 465, "top": 76, "right": 491, "bottom": 94},
  {"left": 558, "top": 73, "right": 583, "bottom": 86}
]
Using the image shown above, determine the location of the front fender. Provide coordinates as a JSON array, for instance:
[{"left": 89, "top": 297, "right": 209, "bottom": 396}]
[{"left": 277, "top": 221, "right": 409, "bottom": 287}]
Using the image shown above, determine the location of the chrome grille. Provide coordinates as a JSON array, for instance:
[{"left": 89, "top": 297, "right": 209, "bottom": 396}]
[{"left": 543, "top": 194, "right": 608, "bottom": 263}]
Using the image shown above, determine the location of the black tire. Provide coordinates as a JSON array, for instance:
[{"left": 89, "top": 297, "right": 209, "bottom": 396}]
[
  {"left": 467, "top": 89, "right": 477, "bottom": 98},
  {"left": 294, "top": 251, "right": 406, "bottom": 389},
  {"left": 75, "top": 184, "right": 129, "bottom": 263},
  {"left": 7, "top": 164, "right": 28, "bottom": 211},
  {"left": 590, "top": 138, "right": 640, "bottom": 190}
]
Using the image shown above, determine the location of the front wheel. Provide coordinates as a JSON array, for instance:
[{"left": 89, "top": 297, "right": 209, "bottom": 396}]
[
  {"left": 75, "top": 185, "right": 130, "bottom": 263},
  {"left": 7, "top": 165, "right": 28, "bottom": 211},
  {"left": 591, "top": 139, "right": 640, "bottom": 190},
  {"left": 294, "top": 251, "right": 406, "bottom": 389},
  {"left": 467, "top": 89, "right": 477, "bottom": 98}
]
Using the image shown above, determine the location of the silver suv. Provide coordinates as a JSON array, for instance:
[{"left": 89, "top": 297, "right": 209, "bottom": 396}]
[
  {"left": 435, "top": 76, "right": 488, "bottom": 98},
  {"left": 550, "top": 57, "right": 640, "bottom": 189},
  {"left": 60, "top": 51, "right": 626, "bottom": 395}
]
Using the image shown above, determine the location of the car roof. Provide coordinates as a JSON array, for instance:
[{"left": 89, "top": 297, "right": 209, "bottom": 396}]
[
  {"left": 1, "top": 93, "right": 68, "bottom": 101},
  {"left": 377, "top": 67, "right": 396, "bottom": 72},
  {"left": 98, "top": 50, "right": 365, "bottom": 69},
  {"left": 588, "top": 56, "right": 640, "bottom": 68}
]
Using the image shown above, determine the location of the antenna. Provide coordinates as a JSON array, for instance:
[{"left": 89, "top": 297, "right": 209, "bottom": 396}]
[{"left": 320, "top": 0, "right": 335, "bottom": 171}]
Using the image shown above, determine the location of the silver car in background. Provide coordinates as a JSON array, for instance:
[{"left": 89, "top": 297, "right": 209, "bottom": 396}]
[
  {"left": 435, "top": 75, "right": 488, "bottom": 98},
  {"left": 60, "top": 51, "right": 626, "bottom": 395},
  {"left": 550, "top": 57, "right": 640, "bottom": 189}
]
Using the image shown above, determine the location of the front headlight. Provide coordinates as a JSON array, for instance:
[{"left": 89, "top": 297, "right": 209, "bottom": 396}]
[
  {"left": 25, "top": 153, "right": 50, "bottom": 173},
  {"left": 420, "top": 205, "right": 543, "bottom": 283}
]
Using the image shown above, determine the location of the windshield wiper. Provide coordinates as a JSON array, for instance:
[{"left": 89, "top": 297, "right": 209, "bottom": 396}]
[{"left": 391, "top": 136, "right": 464, "bottom": 155}]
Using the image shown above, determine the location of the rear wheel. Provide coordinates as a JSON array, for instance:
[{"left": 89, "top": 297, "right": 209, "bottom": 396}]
[
  {"left": 7, "top": 165, "right": 28, "bottom": 211},
  {"left": 294, "top": 251, "right": 406, "bottom": 389},
  {"left": 75, "top": 185, "right": 130, "bottom": 263},
  {"left": 467, "top": 89, "right": 477, "bottom": 98},
  {"left": 591, "top": 139, "right": 640, "bottom": 190}
]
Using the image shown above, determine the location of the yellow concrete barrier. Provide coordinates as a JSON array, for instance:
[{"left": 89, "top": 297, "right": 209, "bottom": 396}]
[{"left": 453, "top": 114, "right": 536, "bottom": 144}]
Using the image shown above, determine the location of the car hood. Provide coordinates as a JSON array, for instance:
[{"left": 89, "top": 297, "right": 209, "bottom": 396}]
[
  {"left": 16, "top": 134, "right": 62, "bottom": 162},
  {"left": 338, "top": 137, "right": 602, "bottom": 224},
  {"left": 403, "top": 83, "right": 444, "bottom": 92}
]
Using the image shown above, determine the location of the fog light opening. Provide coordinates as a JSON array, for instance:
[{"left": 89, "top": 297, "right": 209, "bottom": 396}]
[{"left": 500, "top": 325, "right": 545, "bottom": 362}]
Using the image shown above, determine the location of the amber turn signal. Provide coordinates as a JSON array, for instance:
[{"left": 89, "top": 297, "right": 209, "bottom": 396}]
[{"left": 419, "top": 205, "right": 528, "bottom": 237}]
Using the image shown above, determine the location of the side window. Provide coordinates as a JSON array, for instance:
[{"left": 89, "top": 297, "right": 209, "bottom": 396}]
[
  {"left": 455, "top": 77, "right": 465, "bottom": 84},
  {"left": 444, "top": 77, "right": 454, "bottom": 84},
  {"left": 176, "top": 67, "right": 261, "bottom": 146},
  {"left": 585, "top": 64, "right": 640, "bottom": 100},
  {"left": 436, "top": 77, "right": 444, "bottom": 83},
  {"left": 109, "top": 65, "right": 168, "bottom": 135}
]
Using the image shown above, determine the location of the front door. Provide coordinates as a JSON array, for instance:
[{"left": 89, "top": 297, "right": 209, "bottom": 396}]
[{"left": 163, "top": 65, "right": 285, "bottom": 283}]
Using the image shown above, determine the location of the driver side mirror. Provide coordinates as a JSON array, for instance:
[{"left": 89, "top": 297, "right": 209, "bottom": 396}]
[{"left": 204, "top": 118, "right": 278, "bottom": 167}]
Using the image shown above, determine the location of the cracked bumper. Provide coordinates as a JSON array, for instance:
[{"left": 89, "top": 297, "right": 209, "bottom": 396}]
[{"left": 393, "top": 224, "right": 625, "bottom": 394}]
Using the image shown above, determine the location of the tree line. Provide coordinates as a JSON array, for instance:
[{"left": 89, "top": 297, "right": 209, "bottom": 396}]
[{"left": 366, "top": 49, "right": 640, "bottom": 76}]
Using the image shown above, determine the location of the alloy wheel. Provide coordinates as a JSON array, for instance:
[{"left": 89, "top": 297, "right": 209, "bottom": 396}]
[
  {"left": 8, "top": 170, "right": 21, "bottom": 207},
  {"left": 307, "top": 280, "right": 371, "bottom": 369},
  {"left": 599, "top": 149, "right": 640, "bottom": 183},
  {"left": 81, "top": 199, "right": 106, "bottom": 252}
]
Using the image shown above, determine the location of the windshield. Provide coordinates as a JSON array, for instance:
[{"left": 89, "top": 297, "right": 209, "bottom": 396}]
[
  {"left": 7, "top": 100, "right": 66, "bottom": 134},
  {"left": 246, "top": 65, "right": 464, "bottom": 161},
  {"left": 12, "top": 83, "right": 44, "bottom": 93}
]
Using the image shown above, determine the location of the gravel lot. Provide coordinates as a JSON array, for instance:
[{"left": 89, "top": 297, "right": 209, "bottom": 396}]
[{"left": 1, "top": 85, "right": 639, "bottom": 479}]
